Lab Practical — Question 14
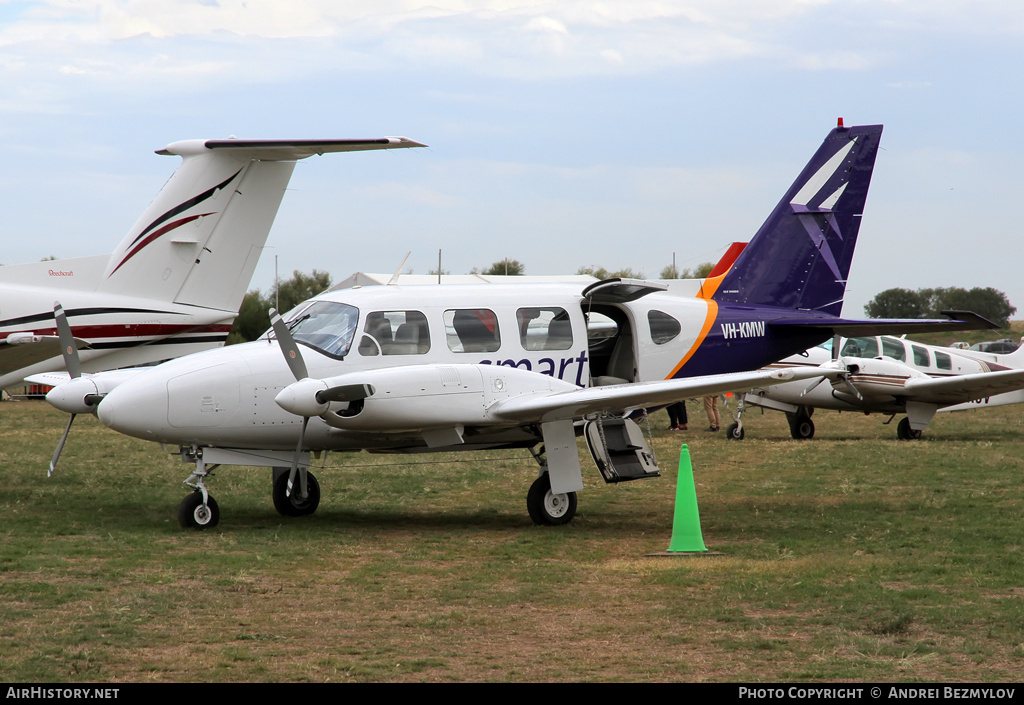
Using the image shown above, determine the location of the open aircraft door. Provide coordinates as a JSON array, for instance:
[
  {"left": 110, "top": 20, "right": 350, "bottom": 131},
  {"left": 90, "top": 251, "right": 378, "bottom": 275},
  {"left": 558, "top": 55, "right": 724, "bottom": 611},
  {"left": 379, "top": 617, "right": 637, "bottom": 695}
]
[
  {"left": 582, "top": 278, "right": 667, "bottom": 386},
  {"left": 584, "top": 417, "right": 660, "bottom": 483},
  {"left": 580, "top": 281, "right": 667, "bottom": 483}
]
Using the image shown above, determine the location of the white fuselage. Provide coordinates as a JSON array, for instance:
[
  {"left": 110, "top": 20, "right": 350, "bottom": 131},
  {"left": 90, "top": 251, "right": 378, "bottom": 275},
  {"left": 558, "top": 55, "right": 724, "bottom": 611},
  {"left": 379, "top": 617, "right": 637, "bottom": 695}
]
[{"left": 94, "top": 283, "right": 725, "bottom": 451}]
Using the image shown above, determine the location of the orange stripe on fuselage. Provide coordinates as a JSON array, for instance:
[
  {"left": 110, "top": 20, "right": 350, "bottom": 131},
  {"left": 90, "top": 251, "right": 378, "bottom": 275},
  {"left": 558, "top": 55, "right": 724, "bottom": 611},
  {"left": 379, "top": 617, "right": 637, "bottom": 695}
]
[{"left": 666, "top": 298, "right": 719, "bottom": 379}]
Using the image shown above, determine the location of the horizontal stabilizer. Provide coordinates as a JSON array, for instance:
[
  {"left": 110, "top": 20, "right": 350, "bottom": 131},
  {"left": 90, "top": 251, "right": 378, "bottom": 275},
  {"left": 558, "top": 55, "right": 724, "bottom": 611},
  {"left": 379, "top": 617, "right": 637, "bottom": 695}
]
[
  {"left": 157, "top": 137, "right": 427, "bottom": 159},
  {"left": 768, "top": 310, "right": 997, "bottom": 338},
  {"left": 1, "top": 334, "right": 91, "bottom": 380}
]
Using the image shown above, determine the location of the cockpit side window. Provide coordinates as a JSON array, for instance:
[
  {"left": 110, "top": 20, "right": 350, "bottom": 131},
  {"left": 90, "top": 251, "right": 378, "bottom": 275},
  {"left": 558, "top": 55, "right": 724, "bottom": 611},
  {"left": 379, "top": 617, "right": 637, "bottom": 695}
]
[
  {"left": 516, "top": 307, "right": 573, "bottom": 351},
  {"left": 841, "top": 337, "right": 879, "bottom": 359},
  {"left": 358, "top": 310, "right": 430, "bottom": 356},
  {"left": 287, "top": 301, "right": 359, "bottom": 359}
]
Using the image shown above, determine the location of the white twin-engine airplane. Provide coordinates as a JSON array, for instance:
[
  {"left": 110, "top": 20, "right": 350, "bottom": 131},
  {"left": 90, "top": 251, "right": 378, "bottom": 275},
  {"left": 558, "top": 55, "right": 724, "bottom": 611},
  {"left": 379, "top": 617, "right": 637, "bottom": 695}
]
[
  {"left": 0, "top": 136, "right": 425, "bottom": 391},
  {"left": 733, "top": 335, "right": 1024, "bottom": 441},
  {"left": 42, "top": 122, "right": 995, "bottom": 529}
]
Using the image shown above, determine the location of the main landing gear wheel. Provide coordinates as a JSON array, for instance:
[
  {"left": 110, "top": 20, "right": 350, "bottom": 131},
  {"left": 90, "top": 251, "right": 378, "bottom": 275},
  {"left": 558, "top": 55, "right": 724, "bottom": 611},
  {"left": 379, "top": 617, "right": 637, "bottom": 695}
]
[
  {"left": 273, "top": 471, "right": 321, "bottom": 517},
  {"left": 527, "top": 473, "right": 577, "bottom": 526},
  {"left": 178, "top": 492, "right": 220, "bottom": 529},
  {"left": 787, "top": 413, "right": 815, "bottom": 440},
  {"left": 725, "top": 422, "right": 745, "bottom": 440},
  {"left": 897, "top": 417, "right": 923, "bottom": 441}
]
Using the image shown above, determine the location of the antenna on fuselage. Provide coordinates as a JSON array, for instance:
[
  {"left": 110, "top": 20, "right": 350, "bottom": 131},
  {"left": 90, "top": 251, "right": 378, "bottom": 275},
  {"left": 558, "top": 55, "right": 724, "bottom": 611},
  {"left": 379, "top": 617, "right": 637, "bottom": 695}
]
[{"left": 387, "top": 252, "right": 411, "bottom": 285}]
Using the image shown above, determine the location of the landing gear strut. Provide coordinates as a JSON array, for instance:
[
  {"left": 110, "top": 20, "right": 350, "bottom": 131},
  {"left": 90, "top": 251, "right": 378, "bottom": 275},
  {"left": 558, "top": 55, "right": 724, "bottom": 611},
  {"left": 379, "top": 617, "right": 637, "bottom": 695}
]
[
  {"left": 725, "top": 398, "right": 746, "bottom": 440},
  {"left": 178, "top": 447, "right": 220, "bottom": 529}
]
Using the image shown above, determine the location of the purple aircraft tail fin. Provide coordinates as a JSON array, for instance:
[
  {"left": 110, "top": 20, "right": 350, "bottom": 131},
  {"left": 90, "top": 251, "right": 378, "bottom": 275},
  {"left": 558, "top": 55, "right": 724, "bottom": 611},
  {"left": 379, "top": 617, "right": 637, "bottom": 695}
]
[{"left": 706, "top": 122, "right": 883, "bottom": 316}]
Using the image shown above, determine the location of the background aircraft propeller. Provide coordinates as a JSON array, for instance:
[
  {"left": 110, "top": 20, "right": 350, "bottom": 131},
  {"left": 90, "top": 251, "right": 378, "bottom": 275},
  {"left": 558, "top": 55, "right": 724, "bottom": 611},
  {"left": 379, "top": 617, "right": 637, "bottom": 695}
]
[{"left": 800, "top": 333, "right": 863, "bottom": 401}]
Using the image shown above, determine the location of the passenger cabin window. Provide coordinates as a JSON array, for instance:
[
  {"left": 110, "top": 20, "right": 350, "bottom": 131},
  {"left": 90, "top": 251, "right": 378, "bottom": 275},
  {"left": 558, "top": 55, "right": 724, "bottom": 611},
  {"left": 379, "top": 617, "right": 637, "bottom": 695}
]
[
  {"left": 288, "top": 301, "right": 359, "bottom": 359},
  {"left": 881, "top": 337, "right": 906, "bottom": 362},
  {"left": 841, "top": 337, "right": 879, "bottom": 359},
  {"left": 912, "top": 345, "right": 931, "bottom": 367},
  {"left": 357, "top": 310, "right": 430, "bottom": 356},
  {"left": 935, "top": 351, "right": 953, "bottom": 371},
  {"left": 445, "top": 309, "right": 501, "bottom": 353},
  {"left": 517, "top": 308, "right": 573, "bottom": 351},
  {"left": 648, "top": 310, "right": 681, "bottom": 345}
]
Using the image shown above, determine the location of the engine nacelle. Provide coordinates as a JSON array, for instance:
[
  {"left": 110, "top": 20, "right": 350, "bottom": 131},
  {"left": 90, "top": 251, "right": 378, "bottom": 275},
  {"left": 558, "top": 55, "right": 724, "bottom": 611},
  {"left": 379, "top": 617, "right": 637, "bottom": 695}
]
[
  {"left": 830, "top": 356, "right": 925, "bottom": 401},
  {"left": 304, "top": 363, "right": 578, "bottom": 432},
  {"left": 46, "top": 369, "right": 148, "bottom": 415}
]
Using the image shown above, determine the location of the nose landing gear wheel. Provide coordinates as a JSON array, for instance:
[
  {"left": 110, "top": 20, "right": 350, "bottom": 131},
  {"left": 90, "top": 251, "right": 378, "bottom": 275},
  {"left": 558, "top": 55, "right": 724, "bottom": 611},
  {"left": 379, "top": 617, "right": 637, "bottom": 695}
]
[
  {"left": 178, "top": 492, "right": 220, "bottom": 529},
  {"left": 527, "top": 473, "right": 577, "bottom": 526}
]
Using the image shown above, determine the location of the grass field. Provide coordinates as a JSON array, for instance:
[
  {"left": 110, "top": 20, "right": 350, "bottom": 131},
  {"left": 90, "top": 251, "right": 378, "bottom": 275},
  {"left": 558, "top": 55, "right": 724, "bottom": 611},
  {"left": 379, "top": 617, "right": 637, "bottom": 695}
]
[{"left": 2, "top": 399, "right": 1023, "bottom": 682}]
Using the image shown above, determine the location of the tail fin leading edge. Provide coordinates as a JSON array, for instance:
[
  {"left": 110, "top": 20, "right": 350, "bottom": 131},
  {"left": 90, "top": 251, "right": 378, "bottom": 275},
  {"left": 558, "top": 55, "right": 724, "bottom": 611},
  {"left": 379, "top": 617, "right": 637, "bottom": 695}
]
[{"left": 708, "top": 124, "right": 883, "bottom": 316}]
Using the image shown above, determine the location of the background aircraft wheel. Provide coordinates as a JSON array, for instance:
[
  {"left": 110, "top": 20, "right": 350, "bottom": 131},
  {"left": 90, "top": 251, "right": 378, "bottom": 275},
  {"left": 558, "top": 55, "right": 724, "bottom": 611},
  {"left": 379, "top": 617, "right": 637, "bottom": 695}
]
[
  {"left": 527, "top": 473, "right": 577, "bottom": 526},
  {"left": 897, "top": 417, "right": 923, "bottom": 441},
  {"left": 788, "top": 415, "right": 815, "bottom": 440},
  {"left": 177, "top": 492, "right": 220, "bottom": 529},
  {"left": 273, "top": 471, "right": 321, "bottom": 517},
  {"left": 725, "top": 422, "right": 745, "bottom": 440}
]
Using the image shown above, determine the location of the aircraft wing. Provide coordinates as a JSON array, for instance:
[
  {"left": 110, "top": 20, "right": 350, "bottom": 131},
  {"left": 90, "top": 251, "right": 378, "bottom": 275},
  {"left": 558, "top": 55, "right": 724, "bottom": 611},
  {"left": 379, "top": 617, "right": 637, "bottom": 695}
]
[
  {"left": 769, "top": 310, "right": 996, "bottom": 337},
  {"left": 489, "top": 367, "right": 831, "bottom": 423},
  {"left": 902, "top": 369, "right": 1024, "bottom": 406},
  {"left": 23, "top": 371, "right": 73, "bottom": 388}
]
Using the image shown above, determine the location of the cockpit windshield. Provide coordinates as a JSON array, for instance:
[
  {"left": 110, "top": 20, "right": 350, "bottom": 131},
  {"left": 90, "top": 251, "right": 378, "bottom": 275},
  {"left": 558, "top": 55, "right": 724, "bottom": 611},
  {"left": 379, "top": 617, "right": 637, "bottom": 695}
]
[{"left": 285, "top": 301, "right": 359, "bottom": 358}]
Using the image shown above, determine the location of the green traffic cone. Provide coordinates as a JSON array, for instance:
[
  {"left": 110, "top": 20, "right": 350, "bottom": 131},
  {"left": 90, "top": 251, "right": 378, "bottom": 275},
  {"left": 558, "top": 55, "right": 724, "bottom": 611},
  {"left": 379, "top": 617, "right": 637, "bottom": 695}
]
[{"left": 667, "top": 444, "right": 710, "bottom": 553}]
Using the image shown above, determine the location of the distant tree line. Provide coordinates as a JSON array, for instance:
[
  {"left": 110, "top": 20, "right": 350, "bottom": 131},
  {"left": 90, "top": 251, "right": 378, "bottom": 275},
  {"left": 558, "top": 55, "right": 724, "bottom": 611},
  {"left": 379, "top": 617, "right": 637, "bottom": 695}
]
[{"left": 864, "top": 287, "right": 1016, "bottom": 328}]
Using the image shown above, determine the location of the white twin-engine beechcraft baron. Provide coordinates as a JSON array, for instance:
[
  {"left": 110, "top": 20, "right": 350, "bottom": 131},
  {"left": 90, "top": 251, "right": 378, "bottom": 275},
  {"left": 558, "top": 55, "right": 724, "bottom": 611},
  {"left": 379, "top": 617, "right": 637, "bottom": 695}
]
[
  {"left": 733, "top": 335, "right": 1024, "bottom": 441},
  {"left": 43, "top": 122, "right": 994, "bottom": 528},
  {"left": 1, "top": 136, "right": 425, "bottom": 391}
]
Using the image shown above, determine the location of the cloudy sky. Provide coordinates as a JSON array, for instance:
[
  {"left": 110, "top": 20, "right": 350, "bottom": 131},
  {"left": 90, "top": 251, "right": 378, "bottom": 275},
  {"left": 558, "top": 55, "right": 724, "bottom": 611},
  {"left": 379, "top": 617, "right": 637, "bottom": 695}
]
[{"left": 1, "top": 0, "right": 1022, "bottom": 317}]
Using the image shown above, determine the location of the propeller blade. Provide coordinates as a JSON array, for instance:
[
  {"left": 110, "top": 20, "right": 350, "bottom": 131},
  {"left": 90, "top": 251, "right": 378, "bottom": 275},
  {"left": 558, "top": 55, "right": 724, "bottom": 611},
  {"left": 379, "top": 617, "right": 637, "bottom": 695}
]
[
  {"left": 53, "top": 302, "right": 82, "bottom": 380},
  {"left": 801, "top": 376, "right": 826, "bottom": 397},
  {"left": 48, "top": 413, "right": 76, "bottom": 477},
  {"left": 286, "top": 416, "right": 310, "bottom": 500},
  {"left": 840, "top": 375, "right": 864, "bottom": 401},
  {"left": 270, "top": 308, "right": 309, "bottom": 381},
  {"left": 316, "top": 383, "right": 375, "bottom": 404}
]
